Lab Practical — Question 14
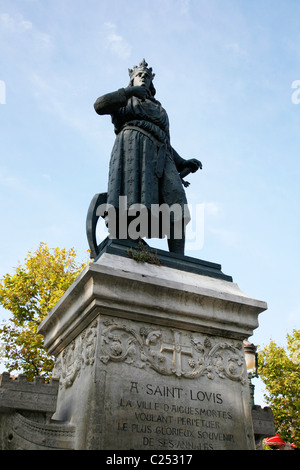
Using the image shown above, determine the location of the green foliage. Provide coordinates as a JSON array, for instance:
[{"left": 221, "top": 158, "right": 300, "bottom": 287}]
[
  {"left": 258, "top": 329, "right": 300, "bottom": 448},
  {"left": 0, "top": 243, "right": 89, "bottom": 381},
  {"left": 127, "top": 241, "right": 161, "bottom": 265}
]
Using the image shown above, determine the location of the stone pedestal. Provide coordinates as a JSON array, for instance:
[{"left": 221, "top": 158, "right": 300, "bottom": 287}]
[
  {"left": 0, "top": 373, "right": 75, "bottom": 450},
  {"left": 38, "top": 241, "right": 267, "bottom": 450}
]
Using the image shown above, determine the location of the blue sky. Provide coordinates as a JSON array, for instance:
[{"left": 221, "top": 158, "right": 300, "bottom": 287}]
[{"left": 0, "top": 0, "right": 300, "bottom": 405}]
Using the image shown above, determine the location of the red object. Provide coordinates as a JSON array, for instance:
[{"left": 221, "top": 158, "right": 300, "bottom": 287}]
[{"left": 265, "top": 434, "right": 286, "bottom": 446}]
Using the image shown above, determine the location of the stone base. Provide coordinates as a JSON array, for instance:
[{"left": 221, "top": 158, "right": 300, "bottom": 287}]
[
  {"left": 38, "top": 246, "right": 267, "bottom": 450},
  {"left": 0, "top": 373, "right": 75, "bottom": 450},
  {"left": 252, "top": 405, "right": 276, "bottom": 449}
]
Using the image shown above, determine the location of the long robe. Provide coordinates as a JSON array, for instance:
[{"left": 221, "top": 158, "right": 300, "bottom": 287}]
[{"left": 94, "top": 88, "right": 190, "bottom": 236}]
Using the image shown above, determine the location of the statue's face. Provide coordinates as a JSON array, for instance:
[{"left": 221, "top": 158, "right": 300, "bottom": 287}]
[{"left": 133, "top": 69, "right": 152, "bottom": 89}]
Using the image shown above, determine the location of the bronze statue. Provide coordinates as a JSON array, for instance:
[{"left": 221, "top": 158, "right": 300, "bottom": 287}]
[{"left": 89, "top": 59, "right": 202, "bottom": 256}]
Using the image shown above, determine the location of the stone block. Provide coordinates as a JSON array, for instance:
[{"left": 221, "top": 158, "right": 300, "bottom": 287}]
[
  {"left": 37, "top": 249, "right": 267, "bottom": 450},
  {"left": 252, "top": 405, "right": 276, "bottom": 438},
  {"left": 0, "top": 372, "right": 75, "bottom": 450},
  {"left": 0, "top": 372, "right": 59, "bottom": 414}
]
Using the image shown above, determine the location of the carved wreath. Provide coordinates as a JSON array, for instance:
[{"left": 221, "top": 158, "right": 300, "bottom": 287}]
[{"left": 100, "top": 321, "right": 245, "bottom": 383}]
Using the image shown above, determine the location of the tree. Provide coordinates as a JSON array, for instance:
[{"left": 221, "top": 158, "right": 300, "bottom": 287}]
[
  {"left": 258, "top": 329, "right": 300, "bottom": 448},
  {"left": 0, "top": 243, "right": 89, "bottom": 381}
]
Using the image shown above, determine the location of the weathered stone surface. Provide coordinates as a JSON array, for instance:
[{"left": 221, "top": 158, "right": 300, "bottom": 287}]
[
  {"left": 0, "top": 411, "right": 75, "bottom": 450},
  {"left": 252, "top": 405, "right": 276, "bottom": 438},
  {"left": 0, "top": 373, "right": 75, "bottom": 450},
  {"left": 37, "top": 251, "right": 267, "bottom": 450},
  {"left": 0, "top": 372, "right": 59, "bottom": 413},
  {"left": 95, "top": 317, "right": 253, "bottom": 450},
  {"left": 38, "top": 252, "right": 267, "bottom": 356}
]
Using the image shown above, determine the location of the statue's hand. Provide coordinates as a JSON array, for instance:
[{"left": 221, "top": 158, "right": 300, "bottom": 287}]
[
  {"left": 125, "top": 86, "right": 151, "bottom": 101},
  {"left": 184, "top": 159, "right": 202, "bottom": 173},
  {"left": 179, "top": 159, "right": 202, "bottom": 183}
]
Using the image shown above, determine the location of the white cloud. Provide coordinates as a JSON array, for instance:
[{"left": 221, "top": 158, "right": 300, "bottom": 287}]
[
  {"left": 209, "top": 227, "right": 239, "bottom": 247},
  {"left": 0, "top": 11, "right": 51, "bottom": 51},
  {"left": 28, "top": 72, "right": 99, "bottom": 136},
  {"left": 224, "top": 42, "right": 246, "bottom": 56},
  {"left": 103, "top": 22, "right": 132, "bottom": 60},
  {"left": 204, "top": 201, "right": 221, "bottom": 217},
  {"left": 201, "top": 202, "right": 239, "bottom": 247},
  {"left": 0, "top": 12, "right": 32, "bottom": 33},
  {"left": 178, "top": 0, "right": 191, "bottom": 17},
  {"left": 0, "top": 171, "right": 21, "bottom": 190},
  {"left": 159, "top": 0, "right": 191, "bottom": 17}
]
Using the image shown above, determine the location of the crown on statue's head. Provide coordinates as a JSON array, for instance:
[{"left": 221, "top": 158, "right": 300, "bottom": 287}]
[{"left": 128, "top": 59, "right": 155, "bottom": 81}]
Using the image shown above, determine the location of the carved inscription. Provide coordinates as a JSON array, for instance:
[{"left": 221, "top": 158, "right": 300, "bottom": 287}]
[
  {"left": 100, "top": 320, "right": 245, "bottom": 383},
  {"left": 108, "top": 379, "right": 239, "bottom": 450},
  {"left": 100, "top": 319, "right": 248, "bottom": 450}
]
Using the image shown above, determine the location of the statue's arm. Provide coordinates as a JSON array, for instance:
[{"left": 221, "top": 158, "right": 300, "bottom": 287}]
[
  {"left": 94, "top": 88, "right": 128, "bottom": 115},
  {"left": 172, "top": 148, "right": 202, "bottom": 174},
  {"left": 94, "top": 86, "right": 151, "bottom": 115},
  {"left": 171, "top": 148, "right": 188, "bottom": 172}
]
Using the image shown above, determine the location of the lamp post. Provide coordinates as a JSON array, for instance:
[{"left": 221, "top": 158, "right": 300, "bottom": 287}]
[{"left": 244, "top": 340, "right": 258, "bottom": 408}]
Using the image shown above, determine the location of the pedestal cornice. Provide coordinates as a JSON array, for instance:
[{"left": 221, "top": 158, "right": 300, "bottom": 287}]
[{"left": 38, "top": 252, "right": 267, "bottom": 356}]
